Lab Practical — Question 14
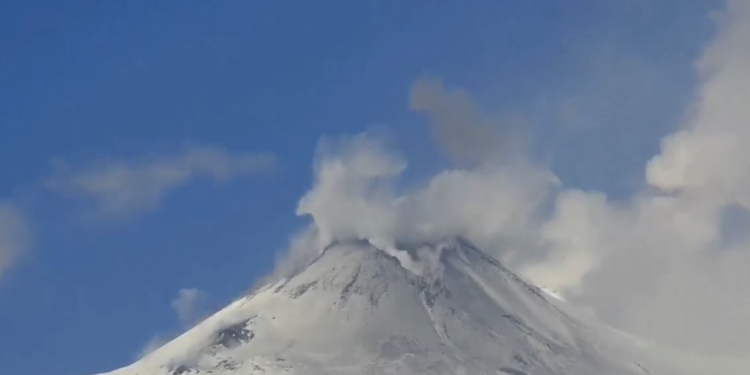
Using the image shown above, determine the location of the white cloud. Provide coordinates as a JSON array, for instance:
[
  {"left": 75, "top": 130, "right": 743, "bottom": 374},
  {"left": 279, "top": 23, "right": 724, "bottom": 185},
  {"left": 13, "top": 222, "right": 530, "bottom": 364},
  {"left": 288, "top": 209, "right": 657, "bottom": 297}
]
[
  {"left": 529, "top": 1, "right": 750, "bottom": 357},
  {"left": 293, "top": 135, "right": 557, "bottom": 270},
  {"left": 0, "top": 201, "right": 29, "bottom": 281},
  {"left": 46, "top": 144, "right": 274, "bottom": 218},
  {"left": 171, "top": 288, "right": 208, "bottom": 325},
  {"left": 646, "top": 0, "right": 750, "bottom": 207},
  {"left": 273, "top": 82, "right": 558, "bottom": 281},
  {"left": 524, "top": 0, "right": 750, "bottom": 356},
  {"left": 523, "top": 190, "right": 617, "bottom": 295},
  {"left": 291, "top": 80, "right": 556, "bottom": 268}
]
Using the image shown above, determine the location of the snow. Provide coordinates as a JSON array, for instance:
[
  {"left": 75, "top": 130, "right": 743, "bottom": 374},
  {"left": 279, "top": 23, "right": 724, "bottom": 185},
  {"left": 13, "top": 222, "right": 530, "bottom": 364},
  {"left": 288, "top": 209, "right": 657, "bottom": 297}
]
[{"left": 94, "top": 237, "right": 749, "bottom": 375}]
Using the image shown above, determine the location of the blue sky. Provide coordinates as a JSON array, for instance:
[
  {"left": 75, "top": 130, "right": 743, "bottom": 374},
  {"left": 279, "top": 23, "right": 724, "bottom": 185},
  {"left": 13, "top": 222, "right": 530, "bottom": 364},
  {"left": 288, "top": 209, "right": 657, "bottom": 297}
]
[{"left": 0, "top": 1, "right": 725, "bottom": 374}]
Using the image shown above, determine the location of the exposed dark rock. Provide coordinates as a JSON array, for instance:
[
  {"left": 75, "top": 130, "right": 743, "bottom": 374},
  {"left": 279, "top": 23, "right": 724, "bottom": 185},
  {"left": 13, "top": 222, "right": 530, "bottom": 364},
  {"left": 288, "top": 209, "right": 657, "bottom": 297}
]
[
  {"left": 289, "top": 281, "right": 317, "bottom": 298},
  {"left": 499, "top": 367, "right": 528, "bottom": 375},
  {"left": 213, "top": 320, "right": 254, "bottom": 349},
  {"left": 172, "top": 364, "right": 191, "bottom": 375}
]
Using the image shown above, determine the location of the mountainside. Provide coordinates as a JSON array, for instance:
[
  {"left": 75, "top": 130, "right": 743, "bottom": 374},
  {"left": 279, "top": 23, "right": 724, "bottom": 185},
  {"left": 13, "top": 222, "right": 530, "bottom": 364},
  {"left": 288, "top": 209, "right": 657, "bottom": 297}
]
[{"left": 96, "top": 238, "right": 663, "bottom": 375}]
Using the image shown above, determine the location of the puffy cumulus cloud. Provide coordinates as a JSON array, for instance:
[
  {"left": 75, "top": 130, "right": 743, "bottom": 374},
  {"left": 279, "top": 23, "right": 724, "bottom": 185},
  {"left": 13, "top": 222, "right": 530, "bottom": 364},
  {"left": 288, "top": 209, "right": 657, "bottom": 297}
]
[
  {"left": 0, "top": 201, "right": 29, "bottom": 281},
  {"left": 523, "top": 190, "right": 619, "bottom": 295},
  {"left": 293, "top": 80, "right": 555, "bottom": 267},
  {"left": 137, "top": 334, "right": 170, "bottom": 360},
  {"left": 403, "top": 163, "right": 557, "bottom": 263},
  {"left": 296, "top": 135, "right": 406, "bottom": 249},
  {"left": 46, "top": 144, "right": 275, "bottom": 219},
  {"left": 278, "top": 130, "right": 557, "bottom": 292},
  {"left": 646, "top": 0, "right": 750, "bottom": 208},
  {"left": 527, "top": 0, "right": 750, "bottom": 356},
  {"left": 294, "top": 135, "right": 557, "bottom": 269},
  {"left": 171, "top": 288, "right": 209, "bottom": 325}
]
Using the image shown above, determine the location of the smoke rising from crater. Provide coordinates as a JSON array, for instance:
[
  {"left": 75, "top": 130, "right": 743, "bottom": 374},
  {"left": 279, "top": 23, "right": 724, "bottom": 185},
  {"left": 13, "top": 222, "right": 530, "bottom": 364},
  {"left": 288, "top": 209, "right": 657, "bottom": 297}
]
[{"left": 279, "top": 0, "right": 750, "bottom": 359}]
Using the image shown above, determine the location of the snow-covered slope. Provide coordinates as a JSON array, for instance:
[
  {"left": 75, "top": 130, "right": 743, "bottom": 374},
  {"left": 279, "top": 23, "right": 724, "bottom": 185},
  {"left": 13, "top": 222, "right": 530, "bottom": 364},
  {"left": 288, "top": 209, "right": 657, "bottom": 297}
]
[{"left": 96, "top": 238, "right": 682, "bottom": 375}]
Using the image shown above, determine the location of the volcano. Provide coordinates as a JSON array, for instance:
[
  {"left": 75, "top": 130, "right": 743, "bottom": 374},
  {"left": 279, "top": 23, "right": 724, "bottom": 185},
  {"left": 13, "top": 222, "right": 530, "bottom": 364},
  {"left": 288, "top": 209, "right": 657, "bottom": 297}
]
[{"left": 97, "top": 237, "right": 661, "bottom": 375}]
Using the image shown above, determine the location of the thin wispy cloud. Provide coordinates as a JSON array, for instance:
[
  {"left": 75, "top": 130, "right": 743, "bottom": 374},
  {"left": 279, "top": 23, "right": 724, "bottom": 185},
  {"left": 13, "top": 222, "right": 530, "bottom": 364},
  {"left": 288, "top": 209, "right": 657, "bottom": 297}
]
[
  {"left": 171, "top": 288, "right": 208, "bottom": 326},
  {"left": 46, "top": 144, "right": 275, "bottom": 219},
  {"left": 0, "top": 201, "right": 29, "bottom": 281},
  {"left": 137, "top": 287, "right": 209, "bottom": 359},
  {"left": 136, "top": 334, "right": 169, "bottom": 360},
  {"left": 531, "top": 0, "right": 750, "bottom": 356}
]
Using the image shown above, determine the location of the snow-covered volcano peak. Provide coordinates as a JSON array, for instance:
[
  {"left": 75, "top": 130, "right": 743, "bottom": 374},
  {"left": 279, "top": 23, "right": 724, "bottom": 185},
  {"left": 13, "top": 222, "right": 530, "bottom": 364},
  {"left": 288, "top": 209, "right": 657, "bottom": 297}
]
[
  {"left": 325, "top": 235, "right": 498, "bottom": 282},
  {"left": 98, "top": 237, "right": 655, "bottom": 375}
]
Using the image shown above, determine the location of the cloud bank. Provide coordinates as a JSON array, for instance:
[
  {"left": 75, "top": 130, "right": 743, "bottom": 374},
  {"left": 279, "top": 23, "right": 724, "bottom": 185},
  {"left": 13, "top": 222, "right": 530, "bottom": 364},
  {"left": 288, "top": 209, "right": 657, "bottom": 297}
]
[
  {"left": 281, "top": 0, "right": 750, "bottom": 358},
  {"left": 554, "top": 0, "right": 750, "bottom": 355},
  {"left": 46, "top": 144, "right": 275, "bottom": 219}
]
